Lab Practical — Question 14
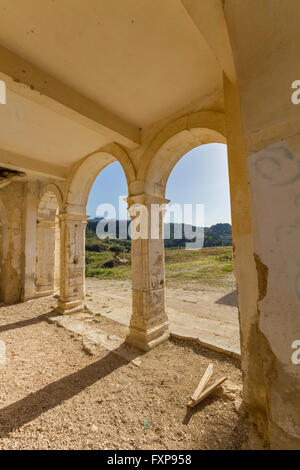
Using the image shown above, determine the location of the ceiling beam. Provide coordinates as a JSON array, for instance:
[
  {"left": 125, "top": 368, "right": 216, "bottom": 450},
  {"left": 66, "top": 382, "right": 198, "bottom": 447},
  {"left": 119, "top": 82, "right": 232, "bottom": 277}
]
[
  {"left": 0, "top": 148, "right": 67, "bottom": 180},
  {"left": 181, "top": 0, "right": 236, "bottom": 84},
  {"left": 0, "top": 44, "right": 140, "bottom": 149}
]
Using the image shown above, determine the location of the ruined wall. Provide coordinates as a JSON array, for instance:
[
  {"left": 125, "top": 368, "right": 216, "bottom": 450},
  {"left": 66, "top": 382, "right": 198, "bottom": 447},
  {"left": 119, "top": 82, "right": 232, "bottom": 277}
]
[
  {"left": 223, "top": 75, "right": 268, "bottom": 446},
  {"left": 0, "top": 178, "right": 64, "bottom": 304},
  {"left": 0, "top": 181, "right": 24, "bottom": 304},
  {"left": 225, "top": 0, "right": 300, "bottom": 449}
]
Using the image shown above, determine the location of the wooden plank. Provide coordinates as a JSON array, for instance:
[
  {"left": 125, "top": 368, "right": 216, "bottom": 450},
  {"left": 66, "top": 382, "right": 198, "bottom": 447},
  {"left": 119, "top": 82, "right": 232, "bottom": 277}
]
[
  {"left": 187, "top": 376, "right": 227, "bottom": 408},
  {"left": 190, "top": 363, "right": 214, "bottom": 403}
]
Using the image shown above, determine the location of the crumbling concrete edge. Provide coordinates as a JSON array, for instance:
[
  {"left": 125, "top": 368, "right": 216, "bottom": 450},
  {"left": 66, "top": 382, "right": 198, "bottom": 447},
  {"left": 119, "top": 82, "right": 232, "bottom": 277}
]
[
  {"left": 170, "top": 330, "right": 241, "bottom": 360},
  {"left": 48, "top": 313, "right": 241, "bottom": 360}
]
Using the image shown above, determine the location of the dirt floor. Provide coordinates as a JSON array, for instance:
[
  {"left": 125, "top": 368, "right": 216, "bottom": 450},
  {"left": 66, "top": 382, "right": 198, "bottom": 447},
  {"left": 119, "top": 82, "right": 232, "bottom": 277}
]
[
  {"left": 0, "top": 296, "right": 248, "bottom": 450},
  {"left": 85, "top": 278, "right": 240, "bottom": 355}
]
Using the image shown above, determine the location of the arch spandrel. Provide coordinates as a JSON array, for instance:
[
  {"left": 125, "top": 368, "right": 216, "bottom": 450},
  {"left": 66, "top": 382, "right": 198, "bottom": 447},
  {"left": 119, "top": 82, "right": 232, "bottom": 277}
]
[
  {"left": 64, "top": 143, "right": 135, "bottom": 215},
  {"left": 141, "top": 111, "right": 226, "bottom": 197},
  {"left": 39, "top": 183, "right": 63, "bottom": 215}
]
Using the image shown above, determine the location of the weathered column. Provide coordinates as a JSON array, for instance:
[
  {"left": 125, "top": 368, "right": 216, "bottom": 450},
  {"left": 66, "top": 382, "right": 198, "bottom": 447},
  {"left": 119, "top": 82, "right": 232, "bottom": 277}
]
[
  {"left": 53, "top": 215, "right": 60, "bottom": 293},
  {"left": 22, "top": 181, "right": 38, "bottom": 301},
  {"left": 35, "top": 219, "right": 56, "bottom": 297},
  {"left": 56, "top": 213, "right": 87, "bottom": 315},
  {"left": 126, "top": 194, "right": 170, "bottom": 351}
]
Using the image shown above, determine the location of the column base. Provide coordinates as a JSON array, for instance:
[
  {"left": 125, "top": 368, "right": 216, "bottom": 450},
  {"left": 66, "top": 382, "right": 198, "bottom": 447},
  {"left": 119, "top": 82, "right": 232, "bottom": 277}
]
[
  {"left": 55, "top": 298, "right": 84, "bottom": 315},
  {"left": 126, "top": 322, "right": 170, "bottom": 351},
  {"left": 35, "top": 289, "right": 54, "bottom": 299}
]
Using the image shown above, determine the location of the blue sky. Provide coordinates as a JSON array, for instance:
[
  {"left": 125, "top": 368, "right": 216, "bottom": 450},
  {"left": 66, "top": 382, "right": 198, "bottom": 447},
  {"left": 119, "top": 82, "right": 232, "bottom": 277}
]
[{"left": 86, "top": 143, "right": 231, "bottom": 227}]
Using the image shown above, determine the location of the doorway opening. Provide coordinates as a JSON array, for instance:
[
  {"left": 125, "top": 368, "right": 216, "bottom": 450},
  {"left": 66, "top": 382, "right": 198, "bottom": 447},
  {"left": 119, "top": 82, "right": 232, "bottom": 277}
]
[{"left": 163, "top": 143, "right": 239, "bottom": 352}]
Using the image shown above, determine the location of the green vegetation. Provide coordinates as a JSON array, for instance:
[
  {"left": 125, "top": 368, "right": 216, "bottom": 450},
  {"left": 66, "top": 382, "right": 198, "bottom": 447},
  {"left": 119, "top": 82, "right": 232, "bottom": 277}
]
[
  {"left": 86, "top": 242, "right": 233, "bottom": 288},
  {"left": 164, "top": 222, "right": 232, "bottom": 248},
  {"left": 164, "top": 246, "right": 234, "bottom": 287},
  {"left": 86, "top": 226, "right": 131, "bottom": 253},
  {"left": 85, "top": 250, "right": 131, "bottom": 279},
  {"left": 86, "top": 219, "right": 232, "bottom": 249},
  {"left": 85, "top": 220, "right": 234, "bottom": 287}
]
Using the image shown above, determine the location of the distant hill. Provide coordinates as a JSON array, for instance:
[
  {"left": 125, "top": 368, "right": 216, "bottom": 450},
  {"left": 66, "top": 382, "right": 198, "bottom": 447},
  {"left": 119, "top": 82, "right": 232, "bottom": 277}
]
[{"left": 86, "top": 219, "right": 232, "bottom": 251}]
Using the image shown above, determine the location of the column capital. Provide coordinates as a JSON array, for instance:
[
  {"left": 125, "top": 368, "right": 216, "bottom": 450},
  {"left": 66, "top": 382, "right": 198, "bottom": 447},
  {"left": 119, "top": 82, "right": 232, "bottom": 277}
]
[
  {"left": 58, "top": 212, "right": 88, "bottom": 225},
  {"left": 37, "top": 219, "right": 56, "bottom": 227},
  {"left": 127, "top": 193, "right": 170, "bottom": 208}
]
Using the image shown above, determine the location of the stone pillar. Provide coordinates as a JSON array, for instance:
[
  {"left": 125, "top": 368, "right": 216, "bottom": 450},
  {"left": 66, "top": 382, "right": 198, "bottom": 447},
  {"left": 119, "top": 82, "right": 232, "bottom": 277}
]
[
  {"left": 126, "top": 194, "right": 170, "bottom": 351},
  {"left": 22, "top": 181, "right": 38, "bottom": 301},
  {"left": 35, "top": 219, "right": 56, "bottom": 297},
  {"left": 56, "top": 213, "right": 87, "bottom": 315},
  {"left": 53, "top": 215, "right": 60, "bottom": 293}
]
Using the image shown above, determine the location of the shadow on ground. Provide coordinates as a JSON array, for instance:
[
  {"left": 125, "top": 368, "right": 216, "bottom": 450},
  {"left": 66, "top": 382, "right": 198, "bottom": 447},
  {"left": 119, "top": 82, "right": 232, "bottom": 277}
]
[
  {"left": 215, "top": 290, "right": 237, "bottom": 307},
  {"left": 0, "top": 345, "right": 143, "bottom": 439},
  {"left": 0, "top": 311, "right": 57, "bottom": 334}
]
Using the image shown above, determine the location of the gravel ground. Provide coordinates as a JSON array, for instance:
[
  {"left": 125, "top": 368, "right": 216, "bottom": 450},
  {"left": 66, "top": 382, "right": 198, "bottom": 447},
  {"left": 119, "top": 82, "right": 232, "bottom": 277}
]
[{"left": 0, "top": 296, "right": 249, "bottom": 450}]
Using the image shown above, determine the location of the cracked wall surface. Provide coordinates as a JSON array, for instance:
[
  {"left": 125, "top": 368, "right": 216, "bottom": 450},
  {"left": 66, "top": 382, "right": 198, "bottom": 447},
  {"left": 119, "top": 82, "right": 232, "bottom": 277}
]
[
  {"left": 0, "top": 181, "right": 24, "bottom": 304},
  {"left": 225, "top": 0, "right": 300, "bottom": 448}
]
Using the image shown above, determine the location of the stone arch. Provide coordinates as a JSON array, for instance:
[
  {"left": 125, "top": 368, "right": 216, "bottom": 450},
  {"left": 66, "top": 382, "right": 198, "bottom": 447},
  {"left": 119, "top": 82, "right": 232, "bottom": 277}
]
[
  {"left": 56, "top": 143, "right": 135, "bottom": 315},
  {"left": 139, "top": 111, "right": 226, "bottom": 196},
  {"left": 39, "top": 183, "right": 63, "bottom": 215},
  {"left": 64, "top": 143, "right": 136, "bottom": 214}
]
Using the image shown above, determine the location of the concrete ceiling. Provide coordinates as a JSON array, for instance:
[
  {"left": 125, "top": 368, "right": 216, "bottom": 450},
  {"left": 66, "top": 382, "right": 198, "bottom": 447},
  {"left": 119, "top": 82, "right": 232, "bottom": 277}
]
[
  {"left": 0, "top": 89, "right": 110, "bottom": 165},
  {"left": 0, "top": 0, "right": 224, "bottom": 175}
]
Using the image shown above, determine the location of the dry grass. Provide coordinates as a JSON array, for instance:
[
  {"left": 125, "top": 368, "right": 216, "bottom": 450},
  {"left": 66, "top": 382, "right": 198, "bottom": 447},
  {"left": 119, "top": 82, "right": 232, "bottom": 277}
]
[{"left": 86, "top": 247, "right": 234, "bottom": 289}]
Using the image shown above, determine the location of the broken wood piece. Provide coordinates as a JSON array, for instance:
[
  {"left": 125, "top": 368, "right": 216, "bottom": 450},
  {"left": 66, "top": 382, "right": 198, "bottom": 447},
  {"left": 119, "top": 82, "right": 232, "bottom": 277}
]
[
  {"left": 187, "top": 376, "right": 227, "bottom": 408},
  {"left": 190, "top": 363, "right": 214, "bottom": 403}
]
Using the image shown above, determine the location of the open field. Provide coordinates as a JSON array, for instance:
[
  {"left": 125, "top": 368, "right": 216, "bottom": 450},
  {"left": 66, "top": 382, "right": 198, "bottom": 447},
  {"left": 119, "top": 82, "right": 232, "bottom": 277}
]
[
  {"left": 85, "top": 247, "right": 239, "bottom": 354},
  {"left": 86, "top": 246, "right": 235, "bottom": 290}
]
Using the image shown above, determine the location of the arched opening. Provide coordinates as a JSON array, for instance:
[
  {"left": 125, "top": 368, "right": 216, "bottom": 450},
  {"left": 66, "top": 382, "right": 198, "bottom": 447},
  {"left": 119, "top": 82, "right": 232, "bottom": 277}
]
[
  {"left": 85, "top": 161, "right": 131, "bottom": 282},
  {"left": 35, "top": 190, "right": 60, "bottom": 297},
  {"left": 163, "top": 143, "right": 239, "bottom": 351},
  {"left": 131, "top": 113, "right": 244, "bottom": 354},
  {"left": 64, "top": 145, "right": 135, "bottom": 215},
  {"left": 59, "top": 145, "right": 135, "bottom": 316}
]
